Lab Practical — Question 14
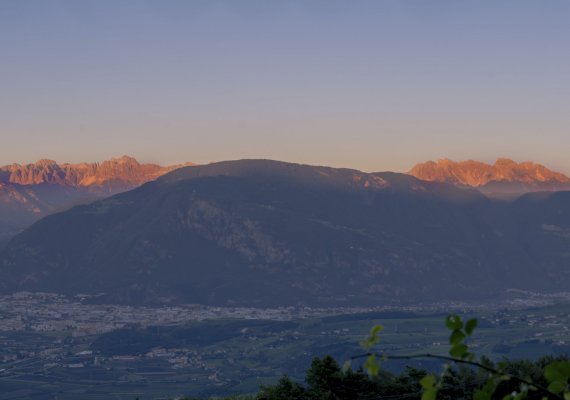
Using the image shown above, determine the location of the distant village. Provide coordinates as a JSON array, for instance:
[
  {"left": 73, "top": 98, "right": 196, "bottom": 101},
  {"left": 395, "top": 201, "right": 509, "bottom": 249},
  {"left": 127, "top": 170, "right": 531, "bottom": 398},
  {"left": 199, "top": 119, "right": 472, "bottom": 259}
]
[
  {"left": 3, "top": 291, "right": 569, "bottom": 337},
  {"left": 0, "top": 291, "right": 569, "bottom": 398}
]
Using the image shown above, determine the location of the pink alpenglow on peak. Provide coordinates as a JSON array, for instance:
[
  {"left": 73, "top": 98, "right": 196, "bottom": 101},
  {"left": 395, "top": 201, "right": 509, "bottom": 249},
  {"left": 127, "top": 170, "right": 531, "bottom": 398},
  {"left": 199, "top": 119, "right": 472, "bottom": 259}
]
[
  {"left": 409, "top": 158, "right": 570, "bottom": 196},
  {"left": 409, "top": 158, "right": 569, "bottom": 187},
  {"left": 0, "top": 156, "right": 195, "bottom": 191}
]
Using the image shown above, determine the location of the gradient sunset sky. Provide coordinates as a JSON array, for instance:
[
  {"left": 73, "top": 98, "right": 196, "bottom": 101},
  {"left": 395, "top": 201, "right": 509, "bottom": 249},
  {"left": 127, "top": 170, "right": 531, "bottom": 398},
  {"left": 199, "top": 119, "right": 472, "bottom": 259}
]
[{"left": 1, "top": 1, "right": 570, "bottom": 173}]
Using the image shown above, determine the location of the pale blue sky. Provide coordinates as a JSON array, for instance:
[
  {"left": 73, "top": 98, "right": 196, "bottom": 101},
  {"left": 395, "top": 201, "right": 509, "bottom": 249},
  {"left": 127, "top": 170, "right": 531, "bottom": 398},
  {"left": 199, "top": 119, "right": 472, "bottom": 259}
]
[{"left": 1, "top": 0, "right": 569, "bottom": 173}]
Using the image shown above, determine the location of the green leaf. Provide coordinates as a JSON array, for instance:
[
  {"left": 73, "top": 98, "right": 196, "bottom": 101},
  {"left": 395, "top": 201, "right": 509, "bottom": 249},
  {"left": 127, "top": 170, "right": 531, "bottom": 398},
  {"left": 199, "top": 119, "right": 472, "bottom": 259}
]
[
  {"left": 420, "top": 376, "right": 437, "bottom": 400},
  {"left": 545, "top": 361, "right": 570, "bottom": 383},
  {"left": 548, "top": 380, "right": 567, "bottom": 394},
  {"left": 371, "top": 325, "right": 384, "bottom": 335},
  {"left": 364, "top": 354, "right": 380, "bottom": 377},
  {"left": 449, "top": 330, "right": 466, "bottom": 346},
  {"left": 360, "top": 324, "right": 384, "bottom": 350},
  {"left": 420, "top": 375, "right": 436, "bottom": 389},
  {"left": 445, "top": 315, "right": 463, "bottom": 331},
  {"left": 450, "top": 344, "right": 469, "bottom": 359},
  {"left": 422, "top": 388, "right": 437, "bottom": 400},
  {"left": 563, "top": 392, "right": 570, "bottom": 400},
  {"left": 465, "top": 318, "right": 478, "bottom": 336}
]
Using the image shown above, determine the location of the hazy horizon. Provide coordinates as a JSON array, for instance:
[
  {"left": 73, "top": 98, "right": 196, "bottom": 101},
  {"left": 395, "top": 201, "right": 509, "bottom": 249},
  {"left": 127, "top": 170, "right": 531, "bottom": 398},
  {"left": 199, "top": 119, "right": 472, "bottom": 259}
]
[
  {"left": 2, "top": 154, "right": 570, "bottom": 176},
  {"left": 2, "top": 0, "right": 570, "bottom": 173}
]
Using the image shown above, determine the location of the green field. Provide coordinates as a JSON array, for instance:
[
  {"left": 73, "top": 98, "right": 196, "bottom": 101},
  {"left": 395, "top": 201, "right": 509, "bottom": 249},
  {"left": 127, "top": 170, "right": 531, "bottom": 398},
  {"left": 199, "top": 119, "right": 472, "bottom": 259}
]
[{"left": 1, "top": 305, "right": 569, "bottom": 399}]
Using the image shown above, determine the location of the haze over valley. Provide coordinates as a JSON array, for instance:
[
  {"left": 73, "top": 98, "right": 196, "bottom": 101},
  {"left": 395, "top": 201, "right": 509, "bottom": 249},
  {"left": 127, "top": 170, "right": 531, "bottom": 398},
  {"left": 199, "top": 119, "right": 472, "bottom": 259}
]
[{"left": 2, "top": 1, "right": 570, "bottom": 398}]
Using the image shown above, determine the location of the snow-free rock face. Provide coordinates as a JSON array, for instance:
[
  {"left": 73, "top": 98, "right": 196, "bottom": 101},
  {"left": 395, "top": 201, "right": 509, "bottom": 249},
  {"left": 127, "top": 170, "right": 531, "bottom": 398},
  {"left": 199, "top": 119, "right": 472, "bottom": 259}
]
[
  {"left": 3, "top": 159, "right": 570, "bottom": 307},
  {"left": 0, "top": 156, "right": 192, "bottom": 191},
  {"left": 409, "top": 158, "right": 570, "bottom": 196},
  {"left": 1, "top": 159, "right": 496, "bottom": 306},
  {"left": 0, "top": 156, "right": 194, "bottom": 238}
]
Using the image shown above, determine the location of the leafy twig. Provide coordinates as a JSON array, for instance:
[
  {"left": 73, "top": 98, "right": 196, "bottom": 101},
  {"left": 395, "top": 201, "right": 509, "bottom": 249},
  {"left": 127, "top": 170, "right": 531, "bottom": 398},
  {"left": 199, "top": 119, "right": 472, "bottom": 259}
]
[{"left": 350, "top": 352, "right": 564, "bottom": 400}]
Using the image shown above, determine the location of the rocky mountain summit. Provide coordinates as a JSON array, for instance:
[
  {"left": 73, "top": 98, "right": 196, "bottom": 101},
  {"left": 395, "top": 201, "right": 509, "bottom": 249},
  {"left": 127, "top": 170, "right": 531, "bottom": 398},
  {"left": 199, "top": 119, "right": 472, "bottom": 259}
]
[
  {"left": 0, "top": 156, "right": 194, "bottom": 240},
  {"left": 0, "top": 155, "right": 192, "bottom": 192},
  {"left": 3, "top": 159, "right": 570, "bottom": 307},
  {"left": 409, "top": 158, "right": 570, "bottom": 196}
]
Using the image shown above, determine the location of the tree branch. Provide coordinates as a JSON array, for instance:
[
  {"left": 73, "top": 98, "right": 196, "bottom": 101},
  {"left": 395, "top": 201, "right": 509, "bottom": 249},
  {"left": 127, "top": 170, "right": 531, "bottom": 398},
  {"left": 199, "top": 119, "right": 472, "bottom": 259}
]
[{"left": 350, "top": 352, "right": 564, "bottom": 400}]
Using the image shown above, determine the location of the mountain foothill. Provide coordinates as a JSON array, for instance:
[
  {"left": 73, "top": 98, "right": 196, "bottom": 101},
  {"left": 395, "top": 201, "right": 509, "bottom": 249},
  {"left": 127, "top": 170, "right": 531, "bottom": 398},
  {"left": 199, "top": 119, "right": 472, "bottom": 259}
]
[{"left": 1, "top": 157, "right": 569, "bottom": 307}]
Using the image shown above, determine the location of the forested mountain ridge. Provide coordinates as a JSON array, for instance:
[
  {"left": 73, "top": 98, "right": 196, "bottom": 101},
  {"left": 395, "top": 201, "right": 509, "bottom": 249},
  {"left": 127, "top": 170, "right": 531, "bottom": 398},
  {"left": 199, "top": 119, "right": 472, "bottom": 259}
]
[{"left": 1, "top": 159, "right": 569, "bottom": 306}]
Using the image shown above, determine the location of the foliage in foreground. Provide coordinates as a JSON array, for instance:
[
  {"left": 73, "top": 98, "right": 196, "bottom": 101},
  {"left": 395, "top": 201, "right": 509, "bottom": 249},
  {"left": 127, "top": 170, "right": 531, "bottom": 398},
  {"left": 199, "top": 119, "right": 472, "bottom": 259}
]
[
  {"left": 254, "top": 354, "right": 569, "bottom": 400},
  {"left": 182, "top": 314, "right": 570, "bottom": 400},
  {"left": 258, "top": 314, "right": 570, "bottom": 400}
]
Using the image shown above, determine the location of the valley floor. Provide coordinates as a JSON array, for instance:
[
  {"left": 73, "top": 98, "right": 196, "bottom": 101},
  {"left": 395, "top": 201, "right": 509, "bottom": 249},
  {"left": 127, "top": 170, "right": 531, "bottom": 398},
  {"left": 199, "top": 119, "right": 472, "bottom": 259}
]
[{"left": 0, "top": 293, "right": 569, "bottom": 399}]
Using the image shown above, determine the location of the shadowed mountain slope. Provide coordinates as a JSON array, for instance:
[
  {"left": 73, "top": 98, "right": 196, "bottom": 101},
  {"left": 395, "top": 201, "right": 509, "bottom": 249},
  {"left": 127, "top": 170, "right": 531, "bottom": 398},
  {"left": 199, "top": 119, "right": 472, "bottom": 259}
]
[
  {"left": 1, "top": 160, "right": 568, "bottom": 306},
  {"left": 0, "top": 156, "right": 194, "bottom": 239}
]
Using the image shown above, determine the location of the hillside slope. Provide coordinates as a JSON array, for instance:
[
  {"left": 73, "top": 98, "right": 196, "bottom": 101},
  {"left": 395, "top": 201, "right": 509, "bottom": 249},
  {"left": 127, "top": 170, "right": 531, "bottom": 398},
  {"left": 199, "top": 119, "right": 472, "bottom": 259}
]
[
  {"left": 1, "top": 160, "right": 567, "bottom": 306},
  {"left": 0, "top": 156, "right": 193, "bottom": 238}
]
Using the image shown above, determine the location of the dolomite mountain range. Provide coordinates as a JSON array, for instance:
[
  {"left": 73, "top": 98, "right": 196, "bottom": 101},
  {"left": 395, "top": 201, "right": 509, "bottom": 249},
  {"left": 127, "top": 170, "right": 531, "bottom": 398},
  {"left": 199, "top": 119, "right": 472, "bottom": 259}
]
[{"left": 1, "top": 156, "right": 568, "bottom": 242}]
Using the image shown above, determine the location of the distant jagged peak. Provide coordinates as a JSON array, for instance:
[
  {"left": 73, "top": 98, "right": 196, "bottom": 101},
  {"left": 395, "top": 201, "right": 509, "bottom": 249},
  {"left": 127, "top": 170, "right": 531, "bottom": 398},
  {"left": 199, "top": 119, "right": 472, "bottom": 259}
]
[
  {"left": 34, "top": 159, "right": 59, "bottom": 168},
  {"left": 410, "top": 158, "right": 570, "bottom": 188},
  {"left": 0, "top": 156, "right": 195, "bottom": 189},
  {"left": 106, "top": 155, "right": 141, "bottom": 166},
  {"left": 494, "top": 157, "right": 518, "bottom": 168}
]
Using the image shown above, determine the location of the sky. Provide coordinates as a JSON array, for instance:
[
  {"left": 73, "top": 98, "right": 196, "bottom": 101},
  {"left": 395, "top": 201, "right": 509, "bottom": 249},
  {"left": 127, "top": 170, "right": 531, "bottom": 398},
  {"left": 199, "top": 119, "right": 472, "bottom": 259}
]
[{"left": 1, "top": 0, "right": 570, "bottom": 173}]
